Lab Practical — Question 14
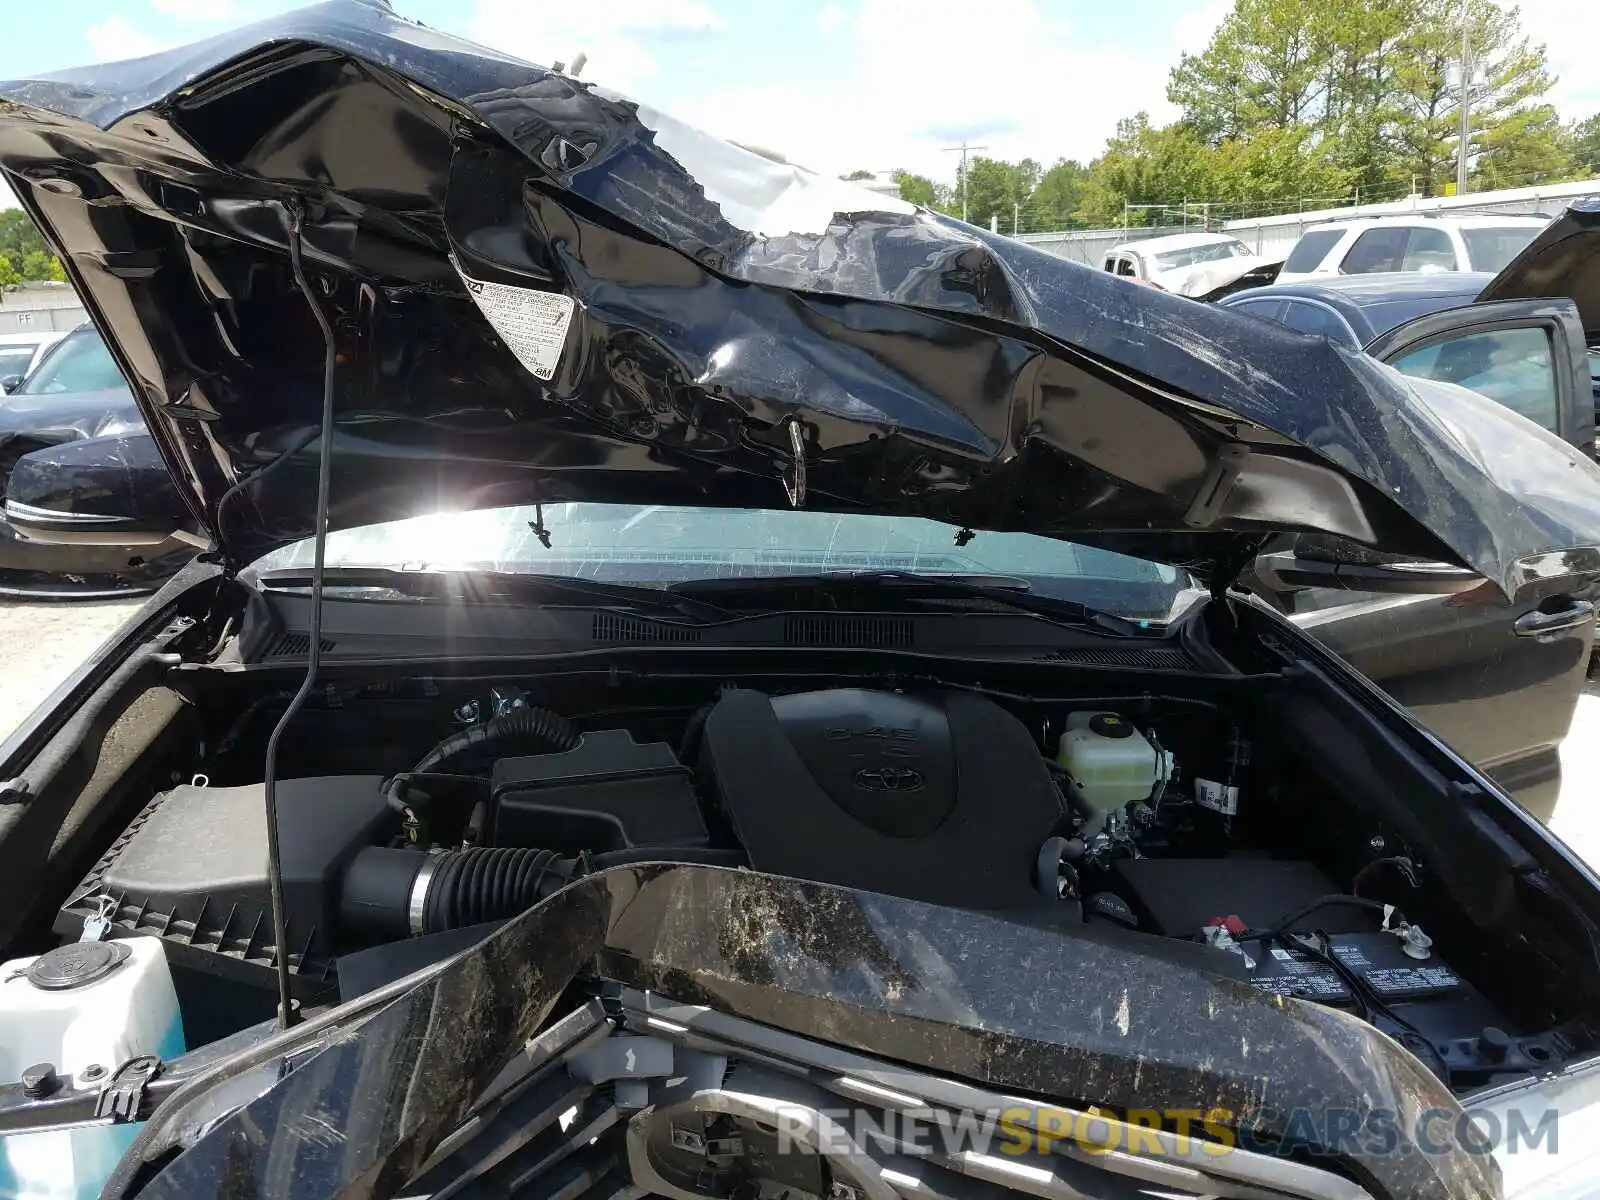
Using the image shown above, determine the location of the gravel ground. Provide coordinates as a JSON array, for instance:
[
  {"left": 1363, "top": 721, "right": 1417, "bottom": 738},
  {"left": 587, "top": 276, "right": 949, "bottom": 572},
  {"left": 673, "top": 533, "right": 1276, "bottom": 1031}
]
[
  {"left": 1549, "top": 670, "right": 1600, "bottom": 865},
  {"left": 0, "top": 596, "right": 143, "bottom": 740}
]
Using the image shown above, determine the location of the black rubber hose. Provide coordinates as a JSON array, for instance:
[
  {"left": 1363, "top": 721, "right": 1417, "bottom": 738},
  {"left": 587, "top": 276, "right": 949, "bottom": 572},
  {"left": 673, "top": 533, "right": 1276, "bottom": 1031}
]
[
  {"left": 413, "top": 707, "right": 580, "bottom": 775},
  {"left": 678, "top": 701, "right": 715, "bottom": 763},
  {"left": 421, "top": 847, "right": 572, "bottom": 934},
  {"left": 1253, "top": 894, "right": 1400, "bottom": 942},
  {"left": 382, "top": 772, "right": 491, "bottom": 815},
  {"left": 1351, "top": 856, "right": 1421, "bottom": 898},
  {"left": 342, "top": 844, "right": 739, "bottom": 939}
]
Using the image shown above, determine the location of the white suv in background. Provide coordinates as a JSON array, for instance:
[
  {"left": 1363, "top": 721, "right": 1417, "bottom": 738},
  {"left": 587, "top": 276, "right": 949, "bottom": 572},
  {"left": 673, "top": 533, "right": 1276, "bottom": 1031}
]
[{"left": 1274, "top": 214, "right": 1549, "bottom": 283}]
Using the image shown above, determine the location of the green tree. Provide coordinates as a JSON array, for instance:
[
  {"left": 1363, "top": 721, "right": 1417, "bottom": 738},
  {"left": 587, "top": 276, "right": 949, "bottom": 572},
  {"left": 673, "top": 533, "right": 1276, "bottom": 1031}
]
[
  {"left": 19, "top": 250, "right": 65, "bottom": 283},
  {"left": 955, "top": 157, "right": 1040, "bottom": 230},
  {"left": 1377, "top": 0, "right": 1556, "bottom": 195},
  {"left": 0, "top": 209, "right": 66, "bottom": 281},
  {"left": 1205, "top": 125, "right": 1356, "bottom": 208},
  {"left": 1565, "top": 113, "right": 1600, "bottom": 175},
  {"left": 0, "top": 254, "right": 20, "bottom": 288},
  {"left": 1315, "top": 0, "right": 1412, "bottom": 193},
  {"left": 1473, "top": 104, "right": 1572, "bottom": 189},
  {"left": 1027, "top": 159, "right": 1087, "bottom": 231},
  {"left": 1076, "top": 115, "right": 1217, "bottom": 226},
  {"left": 0, "top": 209, "right": 45, "bottom": 263},
  {"left": 892, "top": 170, "right": 948, "bottom": 210},
  {"left": 891, "top": 0, "right": 1573, "bottom": 237},
  {"left": 840, "top": 169, "right": 876, "bottom": 181},
  {"left": 1167, "top": 0, "right": 1564, "bottom": 201},
  {"left": 1167, "top": 0, "right": 1337, "bottom": 141},
  {"left": 1076, "top": 115, "right": 1354, "bottom": 226}
]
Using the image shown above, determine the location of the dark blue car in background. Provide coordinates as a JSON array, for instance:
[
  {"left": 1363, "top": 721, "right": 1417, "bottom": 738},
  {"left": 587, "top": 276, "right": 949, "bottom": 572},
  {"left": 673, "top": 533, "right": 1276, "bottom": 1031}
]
[
  {"left": 0, "top": 324, "right": 197, "bottom": 596},
  {"left": 1222, "top": 200, "right": 1600, "bottom": 445}
]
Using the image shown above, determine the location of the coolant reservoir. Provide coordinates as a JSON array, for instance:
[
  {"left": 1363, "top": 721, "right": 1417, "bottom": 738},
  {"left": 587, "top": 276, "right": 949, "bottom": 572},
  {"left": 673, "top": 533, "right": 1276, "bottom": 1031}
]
[
  {"left": 0, "top": 937, "right": 185, "bottom": 1200},
  {"left": 1057, "top": 712, "right": 1166, "bottom": 835}
]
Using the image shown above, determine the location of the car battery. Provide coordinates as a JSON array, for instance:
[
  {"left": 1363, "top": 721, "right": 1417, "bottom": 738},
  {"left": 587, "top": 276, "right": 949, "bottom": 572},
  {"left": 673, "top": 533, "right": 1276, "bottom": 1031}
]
[
  {"left": 1244, "top": 929, "right": 1545, "bottom": 1081},
  {"left": 1247, "top": 930, "right": 1467, "bottom": 1005}
]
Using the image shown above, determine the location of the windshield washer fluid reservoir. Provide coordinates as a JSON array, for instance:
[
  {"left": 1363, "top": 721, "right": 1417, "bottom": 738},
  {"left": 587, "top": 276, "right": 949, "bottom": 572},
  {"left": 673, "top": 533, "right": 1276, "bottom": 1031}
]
[
  {"left": 1058, "top": 712, "right": 1167, "bottom": 835},
  {"left": 0, "top": 937, "right": 184, "bottom": 1200}
]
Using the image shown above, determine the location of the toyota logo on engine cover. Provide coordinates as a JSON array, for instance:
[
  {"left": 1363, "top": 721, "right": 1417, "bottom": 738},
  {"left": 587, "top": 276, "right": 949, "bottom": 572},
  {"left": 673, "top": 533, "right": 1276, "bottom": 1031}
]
[{"left": 854, "top": 766, "right": 925, "bottom": 792}]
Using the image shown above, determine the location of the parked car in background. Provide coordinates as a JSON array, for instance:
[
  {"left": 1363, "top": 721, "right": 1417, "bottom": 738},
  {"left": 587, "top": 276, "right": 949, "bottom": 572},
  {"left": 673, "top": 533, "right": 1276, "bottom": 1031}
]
[
  {"left": 1215, "top": 200, "right": 1600, "bottom": 819},
  {"left": 1476, "top": 195, "right": 1600, "bottom": 374},
  {"left": 1221, "top": 197, "right": 1600, "bottom": 449},
  {"left": 1100, "top": 230, "right": 1282, "bottom": 299},
  {"left": 0, "top": 329, "right": 64, "bottom": 388},
  {"left": 1274, "top": 213, "right": 1549, "bottom": 283},
  {"left": 8, "top": 9, "right": 1600, "bottom": 1198},
  {"left": 0, "top": 323, "right": 198, "bottom": 596}
]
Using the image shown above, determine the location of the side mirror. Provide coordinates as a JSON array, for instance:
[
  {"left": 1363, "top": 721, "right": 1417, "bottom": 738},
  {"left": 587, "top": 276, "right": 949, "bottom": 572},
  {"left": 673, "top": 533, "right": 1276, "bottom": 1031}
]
[
  {"left": 1252, "top": 549, "right": 1482, "bottom": 596},
  {"left": 1, "top": 375, "right": 22, "bottom": 394}
]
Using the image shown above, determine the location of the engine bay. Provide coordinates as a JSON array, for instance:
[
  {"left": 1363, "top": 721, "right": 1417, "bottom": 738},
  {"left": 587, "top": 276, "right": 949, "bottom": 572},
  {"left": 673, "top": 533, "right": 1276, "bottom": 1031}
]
[{"left": 37, "top": 669, "right": 1598, "bottom": 1099}]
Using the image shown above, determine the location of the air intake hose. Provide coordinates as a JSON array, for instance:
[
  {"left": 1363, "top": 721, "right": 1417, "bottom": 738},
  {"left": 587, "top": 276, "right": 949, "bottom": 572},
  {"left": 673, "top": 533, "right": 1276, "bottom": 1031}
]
[
  {"left": 341, "top": 845, "right": 574, "bottom": 939},
  {"left": 412, "top": 706, "right": 580, "bottom": 776},
  {"left": 341, "top": 844, "right": 748, "bottom": 939}
]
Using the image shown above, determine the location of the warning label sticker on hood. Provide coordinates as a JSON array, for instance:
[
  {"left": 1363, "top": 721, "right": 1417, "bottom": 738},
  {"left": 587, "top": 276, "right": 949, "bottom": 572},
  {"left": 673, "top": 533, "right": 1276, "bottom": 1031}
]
[{"left": 453, "top": 261, "right": 575, "bottom": 381}]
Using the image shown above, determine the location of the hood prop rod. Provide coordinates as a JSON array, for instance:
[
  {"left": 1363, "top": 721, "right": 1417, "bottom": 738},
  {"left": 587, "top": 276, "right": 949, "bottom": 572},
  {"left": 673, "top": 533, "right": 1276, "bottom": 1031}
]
[{"left": 260, "top": 203, "right": 338, "bottom": 1030}]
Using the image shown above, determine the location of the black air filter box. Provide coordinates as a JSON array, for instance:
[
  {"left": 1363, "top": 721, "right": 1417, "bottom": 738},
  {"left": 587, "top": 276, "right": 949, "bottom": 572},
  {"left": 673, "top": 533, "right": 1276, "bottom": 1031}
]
[{"left": 57, "top": 776, "right": 391, "bottom": 984}]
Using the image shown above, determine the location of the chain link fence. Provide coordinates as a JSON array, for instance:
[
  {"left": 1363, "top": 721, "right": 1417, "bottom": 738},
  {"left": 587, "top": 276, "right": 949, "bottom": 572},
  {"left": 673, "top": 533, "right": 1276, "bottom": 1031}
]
[{"left": 1010, "top": 177, "right": 1600, "bottom": 266}]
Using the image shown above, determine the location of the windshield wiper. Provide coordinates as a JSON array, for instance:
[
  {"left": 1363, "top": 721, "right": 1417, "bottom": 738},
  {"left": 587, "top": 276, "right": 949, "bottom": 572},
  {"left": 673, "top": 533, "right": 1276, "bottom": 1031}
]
[
  {"left": 669, "top": 570, "right": 1149, "bottom": 636},
  {"left": 253, "top": 566, "right": 736, "bottom": 624},
  {"left": 255, "top": 567, "right": 1151, "bottom": 635}
]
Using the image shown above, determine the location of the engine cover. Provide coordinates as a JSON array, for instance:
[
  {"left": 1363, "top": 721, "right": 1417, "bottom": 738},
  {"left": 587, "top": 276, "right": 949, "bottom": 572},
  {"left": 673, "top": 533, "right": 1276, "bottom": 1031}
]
[{"left": 699, "top": 689, "right": 1064, "bottom": 908}]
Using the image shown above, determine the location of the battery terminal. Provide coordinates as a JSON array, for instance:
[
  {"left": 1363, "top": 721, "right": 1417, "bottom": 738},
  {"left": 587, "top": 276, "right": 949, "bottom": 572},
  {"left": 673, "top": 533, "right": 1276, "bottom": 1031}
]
[{"left": 1395, "top": 922, "right": 1434, "bottom": 960}]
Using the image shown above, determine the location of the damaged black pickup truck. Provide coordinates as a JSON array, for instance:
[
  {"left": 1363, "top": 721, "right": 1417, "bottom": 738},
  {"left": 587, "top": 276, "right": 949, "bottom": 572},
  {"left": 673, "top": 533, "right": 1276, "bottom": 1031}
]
[{"left": 5, "top": 3, "right": 1600, "bottom": 1198}]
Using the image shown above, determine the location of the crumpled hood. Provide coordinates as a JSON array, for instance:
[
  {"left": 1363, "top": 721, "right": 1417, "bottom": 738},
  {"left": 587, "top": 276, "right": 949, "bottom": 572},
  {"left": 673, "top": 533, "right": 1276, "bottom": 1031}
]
[
  {"left": 0, "top": 0, "right": 1598, "bottom": 594},
  {"left": 1159, "top": 253, "right": 1282, "bottom": 299},
  {"left": 1477, "top": 196, "right": 1600, "bottom": 340}
]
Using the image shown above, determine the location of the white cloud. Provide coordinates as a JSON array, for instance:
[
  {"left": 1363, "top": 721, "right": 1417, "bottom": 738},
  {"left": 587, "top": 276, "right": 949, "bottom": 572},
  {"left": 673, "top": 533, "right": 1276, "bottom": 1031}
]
[
  {"left": 466, "top": 0, "right": 722, "bottom": 95},
  {"left": 625, "top": 0, "right": 1587, "bottom": 190},
  {"left": 668, "top": 0, "right": 1226, "bottom": 182},
  {"left": 152, "top": 0, "right": 237, "bottom": 17},
  {"left": 85, "top": 16, "right": 171, "bottom": 62},
  {"left": 1170, "top": 0, "right": 1233, "bottom": 65},
  {"left": 1494, "top": 0, "right": 1600, "bottom": 119}
]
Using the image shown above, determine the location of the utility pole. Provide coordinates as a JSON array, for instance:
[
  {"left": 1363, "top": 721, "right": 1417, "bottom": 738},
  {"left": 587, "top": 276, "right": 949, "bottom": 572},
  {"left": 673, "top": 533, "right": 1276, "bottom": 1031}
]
[
  {"left": 1456, "top": 0, "right": 1471, "bottom": 195},
  {"left": 941, "top": 141, "right": 987, "bottom": 223}
]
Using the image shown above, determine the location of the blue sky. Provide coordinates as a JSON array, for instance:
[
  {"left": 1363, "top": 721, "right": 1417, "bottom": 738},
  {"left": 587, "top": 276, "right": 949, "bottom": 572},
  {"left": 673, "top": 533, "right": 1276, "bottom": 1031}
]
[{"left": 0, "top": 0, "right": 1592, "bottom": 190}]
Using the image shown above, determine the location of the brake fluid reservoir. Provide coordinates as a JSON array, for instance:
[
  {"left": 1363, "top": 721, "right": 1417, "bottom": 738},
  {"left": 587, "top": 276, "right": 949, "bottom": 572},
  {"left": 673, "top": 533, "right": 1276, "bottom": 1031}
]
[
  {"left": 1057, "top": 712, "right": 1165, "bottom": 835},
  {"left": 0, "top": 937, "right": 185, "bottom": 1200}
]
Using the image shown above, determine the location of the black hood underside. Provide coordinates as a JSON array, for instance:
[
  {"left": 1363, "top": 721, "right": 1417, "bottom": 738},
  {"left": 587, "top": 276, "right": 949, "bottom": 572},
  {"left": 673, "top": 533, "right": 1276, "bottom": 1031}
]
[
  {"left": 0, "top": 0, "right": 1598, "bottom": 592},
  {"left": 125, "top": 864, "right": 1491, "bottom": 1200}
]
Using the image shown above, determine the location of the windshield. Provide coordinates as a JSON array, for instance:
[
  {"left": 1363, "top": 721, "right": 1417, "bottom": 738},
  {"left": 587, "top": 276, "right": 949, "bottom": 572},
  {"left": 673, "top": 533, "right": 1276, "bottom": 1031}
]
[
  {"left": 15, "top": 327, "right": 130, "bottom": 396},
  {"left": 1460, "top": 226, "right": 1542, "bottom": 273},
  {"left": 0, "top": 344, "right": 36, "bottom": 379},
  {"left": 250, "top": 504, "right": 1193, "bottom": 621},
  {"left": 1151, "top": 239, "right": 1251, "bottom": 270}
]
